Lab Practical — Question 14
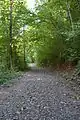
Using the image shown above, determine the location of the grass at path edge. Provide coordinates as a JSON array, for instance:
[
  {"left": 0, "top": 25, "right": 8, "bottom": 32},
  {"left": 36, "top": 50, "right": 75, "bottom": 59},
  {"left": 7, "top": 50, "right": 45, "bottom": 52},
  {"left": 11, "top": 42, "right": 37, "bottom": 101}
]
[{"left": 0, "top": 70, "right": 23, "bottom": 84}]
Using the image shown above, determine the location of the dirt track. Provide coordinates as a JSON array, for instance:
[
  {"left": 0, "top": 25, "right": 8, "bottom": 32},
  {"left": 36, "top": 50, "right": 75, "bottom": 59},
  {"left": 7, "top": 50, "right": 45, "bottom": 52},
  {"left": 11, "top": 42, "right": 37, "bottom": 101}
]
[{"left": 0, "top": 68, "right": 80, "bottom": 120}]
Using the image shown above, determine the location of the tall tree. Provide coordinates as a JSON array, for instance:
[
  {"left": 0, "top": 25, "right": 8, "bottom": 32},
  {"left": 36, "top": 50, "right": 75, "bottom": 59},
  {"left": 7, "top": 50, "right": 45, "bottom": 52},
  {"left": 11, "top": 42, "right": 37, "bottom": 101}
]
[{"left": 9, "top": 0, "right": 13, "bottom": 69}]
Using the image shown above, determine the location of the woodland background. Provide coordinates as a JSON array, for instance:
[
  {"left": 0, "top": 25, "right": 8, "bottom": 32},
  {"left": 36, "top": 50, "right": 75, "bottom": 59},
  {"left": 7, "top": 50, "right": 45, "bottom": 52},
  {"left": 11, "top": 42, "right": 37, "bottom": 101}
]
[{"left": 0, "top": 0, "right": 80, "bottom": 83}]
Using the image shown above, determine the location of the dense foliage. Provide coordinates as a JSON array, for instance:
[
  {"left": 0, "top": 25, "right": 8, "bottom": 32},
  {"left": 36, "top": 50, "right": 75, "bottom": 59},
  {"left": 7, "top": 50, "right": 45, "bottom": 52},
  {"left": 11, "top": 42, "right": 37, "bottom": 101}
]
[
  {"left": 0, "top": 0, "right": 80, "bottom": 83},
  {"left": 0, "top": 0, "right": 33, "bottom": 70},
  {"left": 34, "top": 0, "right": 80, "bottom": 67}
]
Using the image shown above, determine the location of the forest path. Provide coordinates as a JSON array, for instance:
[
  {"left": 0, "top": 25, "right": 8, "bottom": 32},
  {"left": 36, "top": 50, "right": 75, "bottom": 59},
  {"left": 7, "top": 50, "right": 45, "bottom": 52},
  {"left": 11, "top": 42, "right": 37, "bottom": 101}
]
[{"left": 0, "top": 67, "right": 80, "bottom": 120}]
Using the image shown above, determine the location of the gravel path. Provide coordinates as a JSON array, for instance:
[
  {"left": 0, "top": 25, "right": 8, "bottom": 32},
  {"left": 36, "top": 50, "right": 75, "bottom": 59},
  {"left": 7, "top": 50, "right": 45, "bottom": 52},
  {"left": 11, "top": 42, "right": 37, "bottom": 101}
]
[{"left": 0, "top": 68, "right": 80, "bottom": 120}]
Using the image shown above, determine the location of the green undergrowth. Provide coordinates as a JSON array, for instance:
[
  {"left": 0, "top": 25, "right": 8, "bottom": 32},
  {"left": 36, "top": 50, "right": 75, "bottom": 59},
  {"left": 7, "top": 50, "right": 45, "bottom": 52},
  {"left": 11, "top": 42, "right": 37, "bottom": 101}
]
[{"left": 0, "top": 70, "right": 22, "bottom": 84}]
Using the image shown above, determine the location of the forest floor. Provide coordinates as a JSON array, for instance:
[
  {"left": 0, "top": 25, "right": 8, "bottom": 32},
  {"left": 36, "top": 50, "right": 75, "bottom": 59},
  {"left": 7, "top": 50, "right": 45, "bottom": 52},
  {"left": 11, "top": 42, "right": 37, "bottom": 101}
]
[{"left": 0, "top": 66, "right": 80, "bottom": 120}]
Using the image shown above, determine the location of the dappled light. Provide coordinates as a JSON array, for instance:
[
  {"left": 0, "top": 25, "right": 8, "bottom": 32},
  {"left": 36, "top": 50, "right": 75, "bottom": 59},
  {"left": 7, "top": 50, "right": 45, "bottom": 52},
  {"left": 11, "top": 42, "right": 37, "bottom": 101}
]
[{"left": 1, "top": 0, "right": 80, "bottom": 71}]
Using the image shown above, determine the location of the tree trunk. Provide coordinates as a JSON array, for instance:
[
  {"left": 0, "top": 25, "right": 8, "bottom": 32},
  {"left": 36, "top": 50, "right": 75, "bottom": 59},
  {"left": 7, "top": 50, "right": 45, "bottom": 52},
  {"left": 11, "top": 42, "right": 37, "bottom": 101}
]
[
  {"left": 9, "top": 0, "right": 13, "bottom": 69},
  {"left": 23, "top": 39, "right": 26, "bottom": 69},
  {"left": 66, "top": 0, "right": 73, "bottom": 30}
]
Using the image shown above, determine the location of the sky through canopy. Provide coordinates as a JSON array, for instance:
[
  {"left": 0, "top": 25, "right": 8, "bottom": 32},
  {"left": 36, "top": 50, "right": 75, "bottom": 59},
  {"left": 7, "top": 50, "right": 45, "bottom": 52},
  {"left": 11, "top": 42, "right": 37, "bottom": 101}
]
[{"left": 27, "top": 0, "right": 35, "bottom": 10}]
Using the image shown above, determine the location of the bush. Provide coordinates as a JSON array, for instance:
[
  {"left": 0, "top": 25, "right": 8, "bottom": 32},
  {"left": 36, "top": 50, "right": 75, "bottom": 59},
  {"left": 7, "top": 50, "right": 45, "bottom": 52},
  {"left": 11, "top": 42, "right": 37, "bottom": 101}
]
[{"left": 0, "top": 70, "right": 22, "bottom": 84}]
